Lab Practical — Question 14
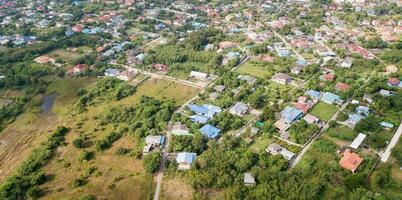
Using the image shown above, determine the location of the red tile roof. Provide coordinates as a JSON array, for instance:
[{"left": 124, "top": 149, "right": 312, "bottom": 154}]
[
  {"left": 335, "top": 82, "right": 350, "bottom": 91},
  {"left": 388, "top": 78, "right": 400, "bottom": 86},
  {"left": 339, "top": 149, "right": 363, "bottom": 173}
]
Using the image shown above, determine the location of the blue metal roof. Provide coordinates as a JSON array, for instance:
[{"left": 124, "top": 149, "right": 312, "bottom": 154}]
[
  {"left": 306, "top": 90, "right": 321, "bottom": 99},
  {"left": 322, "top": 92, "right": 340, "bottom": 104},
  {"left": 281, "top": 106, "right": 303, "bottom": 123},
  {"left": 200, "top": 124, "right": 221, "bottom": 139},
  {"left": 189, "top": 104, "right": 221, "bottom": 118},
  {"left": 176, "top": 152, "right": 196, "bottom": 163},
  {"left": 348, "top": 114, "right": 364, "bottom": 124},
  {"left": 189, "top": 104, "right": 209, "bottom": 115}
]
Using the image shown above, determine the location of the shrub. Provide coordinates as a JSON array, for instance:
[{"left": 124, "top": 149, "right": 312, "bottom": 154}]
[
  {"left": 73, "top": 178, "right": 87, "bottom": 188},
  {"left": 79, "top": 195, "right": 97, "bottom": 200},
  {"left": 95, "top": 132, "right": 122, "bottom": 151},
  {"left": 143, "top": 153, "right": 161, "bottom": 173}
]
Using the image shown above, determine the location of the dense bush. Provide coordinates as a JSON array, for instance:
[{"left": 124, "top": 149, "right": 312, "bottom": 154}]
[
  {"left": 143, "top": 153, "right": 161, "bottom": 173},
  {"left": 95, "top": 132, "right": 122, "bottom": 151},
  {"left": 76, "top": 78, "right": 136, "bottom": 112}
]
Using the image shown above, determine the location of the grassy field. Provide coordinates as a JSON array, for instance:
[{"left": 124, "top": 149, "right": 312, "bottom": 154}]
[
  {"left": 0, "top": 76, "right": 201, "bottom": 199},
  {"left": 0, "top": 77, "right": 96, "bottom": 181},
  {"left": 309, "top": 102, "right": 338, "bottom": 121},
  {"left": 236, "top": 60, "right": 270, "bottom": 78},
  {"left": 120, "top": 78, "right": 200, "bottom": 106},
  {"left": 249, "top": 136, "right": 271, "bottom": 153},
  {"left": 47, "top": 47, "right": 90, "bottom": 64},
  {"left": 324, "top": 125, "right": 358, "bottom": 142}
]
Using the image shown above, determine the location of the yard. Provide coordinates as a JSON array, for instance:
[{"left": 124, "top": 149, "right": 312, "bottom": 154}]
[
  {"left": 324, "top": 125, "right": 358, "bottom": 142},
  {"left": 249, "top": 136, "right": 272, "bottom": 153},
  {"left": 309, "top": 102, "right": 338, "bottom": 121}
]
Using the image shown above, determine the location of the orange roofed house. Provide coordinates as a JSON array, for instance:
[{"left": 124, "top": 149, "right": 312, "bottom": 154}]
[{"left": 339, "top": 149, "right": 363, "bottom": 173}]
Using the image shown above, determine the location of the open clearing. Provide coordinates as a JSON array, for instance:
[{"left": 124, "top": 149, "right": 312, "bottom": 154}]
[
  {"left": 0, "top": 77, "right": 95, "bottom": 181},
  {"left": 120, "top": 78, "right": 200, "bottom": 106},
  {"left": 309, "top": 102, "right": 338, "bottom": 121},
  {"left": 236, "top": 60, "right": 270, "bottom": 78},
  {"left": 160, "top": 176, "right": 194, "bottom": 200},
  {"left": 47, "top": 47, "right": 90, "bottom": 64},
  {"left": 0, "top": 77, "right": 199, "bottom": 198}
]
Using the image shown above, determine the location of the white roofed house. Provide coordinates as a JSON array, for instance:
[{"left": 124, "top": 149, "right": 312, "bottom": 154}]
[
  {"left": 271, "top": 73, "right": 291, "bottom": 85},
  {"left": 143, "top": 135, "right": 165, "bottom": 155},
  {"left": 350, "top": 133, "right": 366, "bottom": 149},
  {"left": 229, "top": 102, "right": 250, "bottom": 116},
  {"left": 266, "top": 143, "right": 295, "bottom": 161},
  {"left": 244, "top": 173, "right": 256, "bottom": 186},
  {"left": 171, "top": 122, "right": 191, "bottom": 136},
  {"left": 104, "top": 68, "right": 120, "bottom": 77},
  {"left": 190, "top": 71, "right": 209, "bottom": 80},
  {"left": 117, "top": 70, "right": 136, "bottom": 81}
]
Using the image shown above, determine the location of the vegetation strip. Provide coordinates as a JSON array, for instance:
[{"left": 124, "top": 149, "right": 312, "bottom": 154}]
[{"left": 0, "top": 126, "right": 69, "bottom": 199}]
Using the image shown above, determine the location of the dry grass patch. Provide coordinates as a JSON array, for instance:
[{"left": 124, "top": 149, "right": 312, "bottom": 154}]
[{"left": 161, "top": 176, "right": 194, "bottom": 200}]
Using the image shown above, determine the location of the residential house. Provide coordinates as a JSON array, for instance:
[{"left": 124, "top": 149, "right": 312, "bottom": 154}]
[
  {"left": 209, "top": 92, "right": 220, "bottom": 101},
  {"left": 189, "top": 115, "right": 209, "bottom": 124},
  {"left": 363, "top": 94, "right": 374, "bottom": 104},
  {"left": 277, "top": 49, "right": 291, "bottom": 57},
  {"left": 272, "top": 73, "right": 292, "bottom": 85},
  {"left": 380, "top": 122, "right": 394, "bottom": 130},
  {"left": 176, "top": 152, "right": 196, "bottom": 170},
  {"left": 171, "top": 122, "right": 190, "bottom": 136},
  {"left": 350, "top": 133, "right": 367, "bottom": 149},
  {"left": 303, "top": 114, "right": 320, "bottom": 124},
  {"left": 281, "top": 106, "right": 303, "bottom": 123},
  {"left": 219, "top": 41, "right": 237, "bottom": 49},
  {"left": 355, "top": 106, "right": 370, "bottom": 116},
  {"left": 66, "top": 64, "right": 87, "bottom": 75},
  {"left": 295, "top": 100, "right": 315, "bottom": 114},
  {"left": 347, "top": 44, "right": 373, "bottom": 59},
  {"left": 321, "top": 92, "right": 341, "bottom": 104},
  {"left": 323, "top": 73, "right": 336, "bottom": 81},
  {"left": 347, "top": 114, "right": 364, "bottom": 126},
  {"left": 229, "top": 102, "right": 249, "bottom": 116},
  {"left": 244, "top": 173, "right": 256, "bottom": 186},
  {"left": 104, "top": 68, "right": 120, "bottom": 77},
  {"left": 306, "top": 90, "right": 321, "bottom": 100},
  {"left": 335, "top": 82, "right": 350, "bottom": 92},
  {"left": 379, "top": 89, "right": 395, "bottom": 97},
  {"left": 117, "top": 70, "right": 136, "bottom": 81},
  {"left": 214, "top": 85, "right": 225, "bottom": 92},
  {"left": 143, "top": 135, "right": 165, "bottom": 154},
  {"left": 387, "top": 78, "right": 400, "bottom": 87},
  {"left": 199, "top": 124, "right": 221, "bottom": 139},
  {"left": 340, "top": 57, "right": 353, "bottom": 68},
  {"left": 153, "top": 63, "right": 168, "bottom": 73},
  {"left": 339, "top": 149, "right": 363, "bottom": 173},
  {"left": 274, "top": 119, "right": 291, "bottom": 132},
  {"left": 188, "top": 104, "right": 222, "bottom": 118},
  {"left": 34, "top": 55, "right": 55, "bottom": 64},
  {"left": 266, "top": 143, "right": 295, "bottom": 161},
  {"left": 385, "top": 65, "right": 398, "bottom": 75}
]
